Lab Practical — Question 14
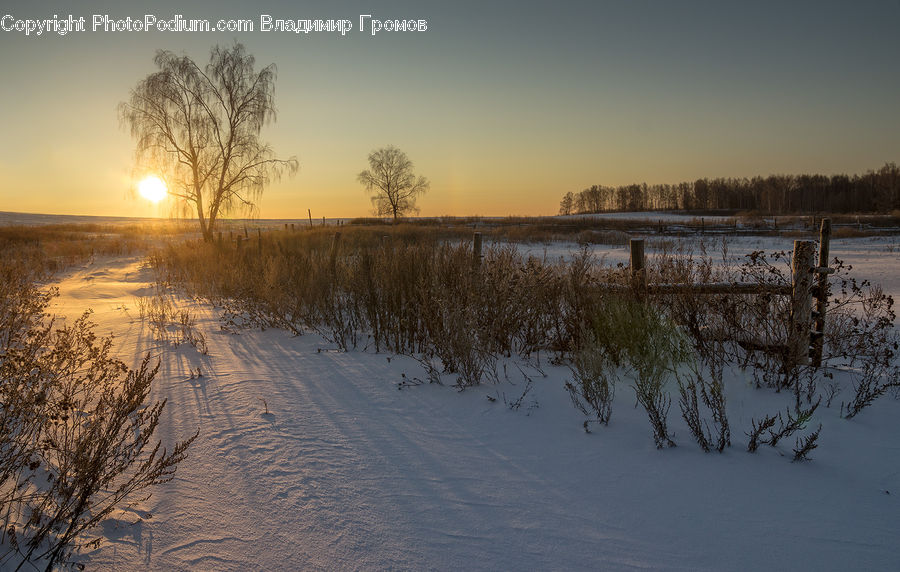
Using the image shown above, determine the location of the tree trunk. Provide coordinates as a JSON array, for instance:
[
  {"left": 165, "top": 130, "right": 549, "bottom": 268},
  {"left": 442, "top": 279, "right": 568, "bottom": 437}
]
[{"left": 195, "top": 191, "right": 213, "bottom": 242}]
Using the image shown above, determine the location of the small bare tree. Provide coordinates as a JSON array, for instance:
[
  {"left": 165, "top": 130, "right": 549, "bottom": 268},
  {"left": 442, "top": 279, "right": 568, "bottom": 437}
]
[
  {"left": 358, "top": 146, "right": 429, "bottom": 223},
  {"left": 559, "top": 191, "right": 575, "bottom": 216},
  {"left": 120, "top": 42, "right": 297, "bottom": 241}
]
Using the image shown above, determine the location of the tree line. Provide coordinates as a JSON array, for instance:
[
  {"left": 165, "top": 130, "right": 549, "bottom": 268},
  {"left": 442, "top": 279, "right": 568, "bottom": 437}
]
[{"left": 559, "top": 163, "right": 900, "bottom": 215}]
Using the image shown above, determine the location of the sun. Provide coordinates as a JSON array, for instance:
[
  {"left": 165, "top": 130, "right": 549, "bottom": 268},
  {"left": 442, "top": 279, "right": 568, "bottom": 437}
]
[{"left": 138, "top": 175, "right": 168, "bottom": 202}]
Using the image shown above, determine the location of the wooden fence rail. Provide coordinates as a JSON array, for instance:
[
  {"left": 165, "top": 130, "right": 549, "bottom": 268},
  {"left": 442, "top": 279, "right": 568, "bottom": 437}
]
[{"left": 623, "top": 218, "right": 832, "bottom": 368}]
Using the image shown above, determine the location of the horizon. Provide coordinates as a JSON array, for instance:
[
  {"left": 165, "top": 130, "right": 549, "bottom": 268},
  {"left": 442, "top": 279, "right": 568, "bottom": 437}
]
[{"left": 2, "top": 1, "right": 899, "bottom": 219}]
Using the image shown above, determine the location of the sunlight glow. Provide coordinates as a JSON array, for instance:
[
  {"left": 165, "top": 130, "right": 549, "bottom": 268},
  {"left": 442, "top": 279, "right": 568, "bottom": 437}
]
[{"left": 138, "top": 175, "right": 167, "bottom": 202}]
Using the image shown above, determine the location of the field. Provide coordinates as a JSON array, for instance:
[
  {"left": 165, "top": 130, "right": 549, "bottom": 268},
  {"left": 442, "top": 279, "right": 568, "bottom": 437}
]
[{"left": 2, "top": 214, "right": 899, "bottom": 570}]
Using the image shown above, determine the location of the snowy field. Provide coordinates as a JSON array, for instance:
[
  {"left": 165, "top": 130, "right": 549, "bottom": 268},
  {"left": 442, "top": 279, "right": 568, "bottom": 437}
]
[
  {"left": 0, "top": 211, "right": 168, "bottom": 227},
  {"left": 39, "top": 231, "right": 900, "bottom": 571}
]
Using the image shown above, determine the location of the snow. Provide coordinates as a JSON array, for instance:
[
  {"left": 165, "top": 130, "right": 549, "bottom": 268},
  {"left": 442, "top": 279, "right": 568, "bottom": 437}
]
[
  {"left": 39, "top": 239, "right": 900, "bottom": 571},
  {"left": 0, "top": 211, "right": 166, "bottom": 227}
]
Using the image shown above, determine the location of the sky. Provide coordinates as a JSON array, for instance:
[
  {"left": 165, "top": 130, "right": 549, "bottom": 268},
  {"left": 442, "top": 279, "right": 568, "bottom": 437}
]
[{"left": 1, "top": 0, "right": 898, "bottom": 219}]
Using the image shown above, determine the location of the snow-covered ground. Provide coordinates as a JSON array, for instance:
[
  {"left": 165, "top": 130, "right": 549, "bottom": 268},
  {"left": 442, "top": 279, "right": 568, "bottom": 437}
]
[{"left": 46, "top": 239, "right": 900, "bottom": 571}]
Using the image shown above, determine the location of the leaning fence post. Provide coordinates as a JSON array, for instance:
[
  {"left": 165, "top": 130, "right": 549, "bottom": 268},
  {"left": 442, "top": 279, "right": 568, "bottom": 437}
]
[
  {"left": 473, "top": 232, "right": 483, "bottom": 270},
  {"left": 790, "top": 240, "right": 816, "bottom": 367},
  {"left": 630, "top": 238, "right": 646, "bottom": 296},
  {"left": 811, "top": 219, "right": 831, "bottom": 367}
]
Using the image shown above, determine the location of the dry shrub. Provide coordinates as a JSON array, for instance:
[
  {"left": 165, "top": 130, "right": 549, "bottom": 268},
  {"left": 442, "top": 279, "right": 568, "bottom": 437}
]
[
  {"left": 676, "top": 351, "right": 731, "bottom": 453},
  {"left": 620, "top": 302, "right": 690, "bottom": 448},
  {"left": 842, "top": 362, "right": 900, "bottom": 419},
  {"left": 136, "top": 285, "right": 208, "bottom": 354},
  {"left": 0, "top": 254, "right": 196, "bottom": 569},
  {"left": 565, "top": 330, "right": 616, "bottom": 430},
  {"left": 746, "top": 401, "right": 820, "bottom": 455}
]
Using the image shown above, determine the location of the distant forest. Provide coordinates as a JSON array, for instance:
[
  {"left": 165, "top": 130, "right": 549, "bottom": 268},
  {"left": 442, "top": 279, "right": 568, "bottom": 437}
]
[{"left": 559, "top": 163, "right": 900, "bottom": 215}]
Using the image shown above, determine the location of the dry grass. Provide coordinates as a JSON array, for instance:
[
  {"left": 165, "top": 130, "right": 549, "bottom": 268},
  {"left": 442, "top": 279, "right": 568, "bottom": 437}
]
[
  {"left": 154, "top": 227, "right": 627, "bottom": 387},
  {"left": 154, "top": 226, "right": 896, "bottom": 394},
  {"left": 0, "top": 221, "right": 186, "bottom": 274},
  {"left": 135, "top": 285, "right": 208, "bottom": 354}
]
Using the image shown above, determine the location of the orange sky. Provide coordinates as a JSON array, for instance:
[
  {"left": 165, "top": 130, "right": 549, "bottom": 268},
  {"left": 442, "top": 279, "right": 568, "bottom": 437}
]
[{"left": 1, "top": 1, "right": 898, "bottom": 219}]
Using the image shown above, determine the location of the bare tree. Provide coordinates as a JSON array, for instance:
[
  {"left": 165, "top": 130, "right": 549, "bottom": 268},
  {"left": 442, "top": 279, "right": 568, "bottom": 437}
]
[
  {"left": 120, "top": 42, "right": 297, "bottom": 241},
  {"left": 358, "top": 146, "right": 430, "bottom": 223},
  {"left": 559, "top": 191, "right": 575, "bottom": 216}
]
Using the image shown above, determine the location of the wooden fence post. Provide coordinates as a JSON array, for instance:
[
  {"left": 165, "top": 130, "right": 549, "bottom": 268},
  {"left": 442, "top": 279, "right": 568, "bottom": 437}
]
[
  {"left": 811, "top": 218, "right": 831, "bottom": 367},
  {"left": 630, "top": 238, "right": 646, "bottom": 295},
  {"left": 473, "top": 232, "right": 483, "bottom": 270},
  {"left": 790, "top": 240, "right": 816, "bottom": 367},
  {"left": 308, "top": 209, "right": 313, "bottom": 229}
]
